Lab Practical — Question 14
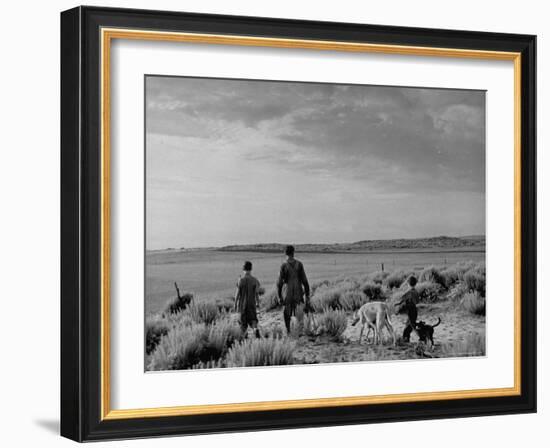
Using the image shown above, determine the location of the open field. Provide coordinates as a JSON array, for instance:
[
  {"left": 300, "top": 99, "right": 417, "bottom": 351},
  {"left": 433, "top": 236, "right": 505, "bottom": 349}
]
[
  {"left": 146, "top": 249, "right": 484, "bottom": 316},
  {"left": 145, "top": 250, "right": 486, "bottom": 370}
]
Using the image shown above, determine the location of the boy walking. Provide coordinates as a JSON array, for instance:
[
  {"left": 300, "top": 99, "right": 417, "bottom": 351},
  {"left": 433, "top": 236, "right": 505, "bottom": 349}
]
[
  {"left": 395, "top": 275, "right": 420, "bottom": 342},
  {"left": 234, "top": 261, "right": 261, "bottom": 338}
]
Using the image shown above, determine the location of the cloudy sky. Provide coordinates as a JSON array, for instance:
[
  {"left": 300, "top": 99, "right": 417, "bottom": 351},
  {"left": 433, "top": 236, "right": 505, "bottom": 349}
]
[{"left": 145, "top": 76, "right": 485, "bottom": 250}]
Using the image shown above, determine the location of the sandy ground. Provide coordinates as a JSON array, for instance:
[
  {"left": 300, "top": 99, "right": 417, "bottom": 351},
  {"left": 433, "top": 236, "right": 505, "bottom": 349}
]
[{"left": 251, "top": 302, "right": 486, "bottom": 363}]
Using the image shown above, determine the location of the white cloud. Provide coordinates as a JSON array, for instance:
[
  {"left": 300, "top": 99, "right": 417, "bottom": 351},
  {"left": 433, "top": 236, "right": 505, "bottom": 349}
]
[{"left": 145, "top": 77, "right": 485, "bottom": 249}]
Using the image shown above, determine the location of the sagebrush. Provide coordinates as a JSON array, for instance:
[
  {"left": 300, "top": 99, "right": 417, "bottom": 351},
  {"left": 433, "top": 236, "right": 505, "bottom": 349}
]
[
  {"left": 316, "top": 309, "right": 348, "bottom": 341},
  {"left": 461, "top": 291, "right": 486, "bottom": 315},
  {"left": 226, "top": 338, "right": 295, "bottom": 367}
]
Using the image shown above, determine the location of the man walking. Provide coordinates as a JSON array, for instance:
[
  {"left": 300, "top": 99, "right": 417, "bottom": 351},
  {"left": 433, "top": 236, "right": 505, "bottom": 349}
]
[
  {"left": 234, "top": 261, "right": 261, "bottom": 338},
  {"left": 277, "top": 245, "right": 310, "bottom": 334}
]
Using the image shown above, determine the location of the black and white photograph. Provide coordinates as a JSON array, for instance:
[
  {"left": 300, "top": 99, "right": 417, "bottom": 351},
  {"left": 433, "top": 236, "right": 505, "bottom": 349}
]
[
  {"left": 144, "top": 76, "right": 487, "bottom": 370},
  {"left": 51, "top": 3, "right": 539, "bottom": 443}
]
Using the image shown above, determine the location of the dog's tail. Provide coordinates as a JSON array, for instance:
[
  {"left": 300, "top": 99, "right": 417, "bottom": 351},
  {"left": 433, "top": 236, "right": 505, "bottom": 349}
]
[
  {"left": 351, "top": 312, "right": 360, "bottom": 326},
  {"left": 432, "top": 317, "right": 441, "bottom": 328}
]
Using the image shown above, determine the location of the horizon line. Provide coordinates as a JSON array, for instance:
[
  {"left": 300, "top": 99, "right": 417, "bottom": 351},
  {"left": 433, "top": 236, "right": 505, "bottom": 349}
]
[{"left": 147, "top": 233, "right": 486, "bottom": 252}]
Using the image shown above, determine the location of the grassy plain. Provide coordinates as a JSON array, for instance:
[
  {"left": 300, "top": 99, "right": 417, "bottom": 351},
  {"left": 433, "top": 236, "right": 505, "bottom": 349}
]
[
  {"left": 146, "top": 249, "right": 484, "bottom": 315},
  {"left": 145, "top": 248, "right": 486, "bottom": 370}
]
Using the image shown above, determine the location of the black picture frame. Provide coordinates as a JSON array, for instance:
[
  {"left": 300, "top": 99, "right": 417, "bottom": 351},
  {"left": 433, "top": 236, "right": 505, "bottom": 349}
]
[{"left": 61, "top": 5, "right": 536, "bottom": 442}]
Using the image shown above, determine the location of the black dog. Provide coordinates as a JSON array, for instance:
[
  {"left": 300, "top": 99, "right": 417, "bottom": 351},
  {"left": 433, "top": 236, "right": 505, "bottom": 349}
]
[{"left": 415, "top": 318, "right": 441, "bottom": 347}]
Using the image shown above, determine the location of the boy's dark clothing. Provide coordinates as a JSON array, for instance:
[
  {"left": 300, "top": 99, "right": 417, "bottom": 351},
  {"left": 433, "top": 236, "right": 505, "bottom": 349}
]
[
  {"left": 276, "top": 258, "right": 310, "bottom": 332},
  {"left": 398, "top": 287, "right": 419, "bottom": 341},
  {"left": 235, "top": 272, "right": 260, "bottom": 331}
]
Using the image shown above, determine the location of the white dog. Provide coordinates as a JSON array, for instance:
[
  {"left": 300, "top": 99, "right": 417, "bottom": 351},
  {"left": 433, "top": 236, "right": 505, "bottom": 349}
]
[{"left": 352, "top": 301, "right": 396, "bottom": 345}]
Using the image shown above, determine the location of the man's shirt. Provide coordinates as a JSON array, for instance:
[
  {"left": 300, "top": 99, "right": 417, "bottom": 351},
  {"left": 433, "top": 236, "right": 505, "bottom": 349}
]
[
  {"left": 276, "top": 258, "right": 310, "bottom": 304},
  {"left": 235, "top": 272, "right": 260, "bottom": 312}
]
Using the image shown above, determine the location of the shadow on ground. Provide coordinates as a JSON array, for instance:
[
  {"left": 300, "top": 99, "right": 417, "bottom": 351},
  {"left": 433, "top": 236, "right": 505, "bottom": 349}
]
[{"left": 34, "top": 419, "right": 59, "bottom": 435}]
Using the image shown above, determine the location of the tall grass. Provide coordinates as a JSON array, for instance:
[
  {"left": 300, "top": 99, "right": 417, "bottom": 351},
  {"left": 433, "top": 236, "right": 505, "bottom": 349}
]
[
  {"left": 187, "top": 300, "right": 221, "bottom": 325},
  {"left": 211, "top": 296, "right": 234, "bottom": 313},
  {"left": 311, "top": 277, "right": 365, "bottom": 311},
  {"left": 302, "top": 313, "right": 319, "bottom": 337},
  {"left": 361, "top": 282, "right": 387, "bottom": 301},
  {"left": 446, "top": 282, "right": 468, "bottom": 302},
  {"left": 163, "top": 309, "right": 195, "bottom": 328},
  {"left": 145, "top": 317, "right": 169, "bottom": 355},
  {"left": 260, "top": 286, "right": 281, "bottom": 311},
  {"left": 461, "top": 291, "right": 486, "bottom": 315},
  {"left": 316, "top": 310, "right": 348, "bottom": 341},
  {"left": 148, "top": 324, "right": 209, "bottom": 370},
  {"left": 464, "top": 266, "right": 486, "bottom": 297},
  {"left": 147, "top": 317, "right": 243, "bottom": 370},
  {"left": 310, "top": 279, "right": 331, "bottom": 295},
  {"left": 440, "top": 267, "right": 460, "bottom": 288},
  {"left": 419, "top": 266, "right": 447, "bottom": 289},
  {"left": 385, "top": 270, "right": 412, "bottom": 289},
  {"left": 226, "top": 338, "right": 295, "bottom": 367},
  {"left": 370, "top": 270, "right": 389, "bottom": 284},
  {"left": 340, "top": 290, "right": 368, "bottom": 311},
  {"left": 207, "top": 318, "right": 243, "bottom": 355},
  {"left": 311, "top": 286, "right": 342, "bottom": 311}
]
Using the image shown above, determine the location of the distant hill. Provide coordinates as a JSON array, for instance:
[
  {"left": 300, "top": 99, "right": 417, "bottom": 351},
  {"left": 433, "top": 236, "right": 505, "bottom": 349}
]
[{"left": 219, "top": 235, "right": 485, "bottom": 253}]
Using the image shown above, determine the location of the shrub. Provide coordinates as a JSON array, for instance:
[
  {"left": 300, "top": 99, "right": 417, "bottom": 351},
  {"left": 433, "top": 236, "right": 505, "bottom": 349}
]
[
  {"left": 309, "top": 279, "right": 331, "bottom": 296},
  {"left": 464, "top": 267, "right": 486, "bottom": 297},
  {"left": 370, "top": 271, "right": 389, "bottom": 284},
  {"left": 446, "top": 282, "right": 468, "bottom": 302},
  {"left": 145, "top": 317, "right": 169, "bottom": 355},
  {"left": 260, "top": 286, "right": 281, "bottom": 311},
  {"left": 454, "top": 261, "right": 478, "bottom": 280},
  {"left": 316, "top": 310, "right": 348, "bottom": 341},
  {"left": 148, "top": 317, "right": 243, "bottom": 371},
  {"left": 311, "top": 286, "right": 342, "bottom": 311},
  {"left": 441, "top": 331, "right": 486, "bottom": 357},
  {"left": 206, "top": 318, "right": 243, "bottom": 357},
  {"left": 265, "top": 324, "right": 285, "bottom": 339},
  {"left": 419, "top": 266, "right": 447, "bottom": 289},
  {"left": 361, "top": 282, "right": 387, "bottom": 301},
  {"left": 211, "top": 296, "right": 234, "bottom": 313},
  {"left": 416, "top": 281, "right": 442, "bottom": 302},
  {"left": 385, "top": 271, "right": 409, "bottom": 289},
  {"left": 340, "top": 290, "right": 367, "bottom": 311},
  {"left": 440, "top": 267, "right": 460, "bottom": 288},
  {"left": 302, "top": 313, "right": 319, "bottom": 337},
  {"left": 187, "top": 300, "right": 221, "bottom": 325},
  {"left": 163, "top": 309, "right": 195, "bottom": 328},
  {"left": 333, "top": 276, "right": 361, "bottom": 291},
  {"left": 148, "top": 324, "right": 209, "bottom": 370},
  {"left": 461, "top": 291, "right": 486, "bottom": 315},
  {"left": 226, "top": 338, "right": 295, "bottom": 367},
  {"left": 166, "top": 291, "right": 194, "bottom": 314}
]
